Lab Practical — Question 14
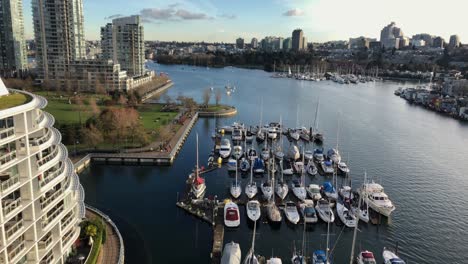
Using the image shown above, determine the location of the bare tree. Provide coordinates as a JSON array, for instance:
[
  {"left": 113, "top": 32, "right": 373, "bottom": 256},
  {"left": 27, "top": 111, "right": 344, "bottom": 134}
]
[
  {"left": 202, "top": 88, "right": 211, "bottom": 107},
  {"left": 80, "top": 125, "right": 103, "bottom": 149}
]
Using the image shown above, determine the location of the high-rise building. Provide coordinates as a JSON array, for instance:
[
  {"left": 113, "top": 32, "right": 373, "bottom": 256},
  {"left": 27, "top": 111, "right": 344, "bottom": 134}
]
[
  {"left": 348, "top": 37, "right": 376, "bottom": 49},
  {"left": 0, "top": 0, "right": 28, "bottom": 75},
  {"left": 236, "top": 38, "right": 245, "bottom": 49},
  {"left": 0, "top": 78, "right": 85, "bottom": 263},
  {"left": 412, "top": 34, "right": 434, "bottom": 47},
  {"left": 251, "top": 38, "right": 258, "bottom": 49},
  {"left": 101, "top": 15, "right": 145, "bottom": 77},
  {"left": 380, "top": 22, "right": 404, "bottom": 49},
  {"left": 432, "top": 37, "right": 445, "bottom": 49},
  {"left": 32, "top": 0, "right": 86, "bottom": 81},
  {"left": 283, "top": 38, "right": 292, "bottom": 51},
  {"left": 448, "top": 35, "right": 461, "bottom": 49},
  {"left": 292, "top": 29, "right": 304, "bottom": 51},
  {"left": 302, "top": 37, "right": 307, "bottom": 50},
  {"left": 399, "top": 37, "right": 410, "bottom": 49}
]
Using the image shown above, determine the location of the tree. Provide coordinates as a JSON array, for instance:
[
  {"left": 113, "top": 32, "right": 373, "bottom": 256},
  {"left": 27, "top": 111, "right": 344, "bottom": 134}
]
[
  {"left": 85, "top": 224, "right": 98, "bottom": 238},
  {"left": 80, "top": 125, "right": 103, "bottom": 148},
  {"left": 215, "top": 89, "right": 222, "bottom": 106},
  {"left": 202, "top": 88, "right": 211, "bottom": 106}
]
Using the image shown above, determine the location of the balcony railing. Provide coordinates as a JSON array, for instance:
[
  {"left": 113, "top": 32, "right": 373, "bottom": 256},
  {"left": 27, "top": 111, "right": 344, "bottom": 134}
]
[
  {"left": 37, "top": 147, "right": 59, "bottom": 168},
  {"left": 0, "top": 150, "right": 17, "bottom": 167},
  {"left": 6, "top": 218, "right": 24, "bottom": 239},
  {"left": 41, "top": 205, "right": 64, "bottom": 229},
  {"left": 40, "top": 163, "right": 65, "bottom": 188},
  {"left": 39, "top": 251, "right": 54, "bottom": 264},
  {"left": 0, "top": 127, "right": 15, "bottom": 141},
  {"left": 29, "top": 129, "right": 51, "bottom": 147},
  {"left": 36, "top": 112, "right": 45, "bottom": 125},
  {"left": 61, "top": 211, "right": 74, "bottom": 230},
  {"left": 8, "top": 239, "right": 25, "bottom": 261},
  {"left": 0, "top": 173, "right": 20, "bottom": 193},
  {"left": 3, "top": 197, "right": 22, "bottom": 216},
  {"left": 38, "top": 234, "right": 53, "bottom": 250},
  {"left": 62, "top": 229, "right": 75, "bottom": 247},
  {"left": 40, "top": 189, "right": 63, "bottom": 210}
]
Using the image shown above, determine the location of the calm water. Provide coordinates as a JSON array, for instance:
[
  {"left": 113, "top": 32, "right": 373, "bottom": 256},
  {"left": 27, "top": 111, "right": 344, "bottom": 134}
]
[{"left": 79, "top": 62, "right": 468, "bottom": 264}]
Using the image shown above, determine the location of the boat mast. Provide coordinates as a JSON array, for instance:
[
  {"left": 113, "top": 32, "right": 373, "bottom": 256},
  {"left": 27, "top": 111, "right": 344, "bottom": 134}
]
[
  {"left": 235, "top": 159, "right": 238, "bottom": 186},
  {"left": 196, "top": 133, "right": 199, "bottom": 178},
  {"left": 349, "top": 178, "right": 363, "bottom": 264},
  {"left": 250, "top": 157, "right": 253, "bottom": 185},
  {"left": 326, "top": 210, "right": 330, "bottom": 263},
  {"left": 313, "top": 99, "right": 320, "bottom": 132}
]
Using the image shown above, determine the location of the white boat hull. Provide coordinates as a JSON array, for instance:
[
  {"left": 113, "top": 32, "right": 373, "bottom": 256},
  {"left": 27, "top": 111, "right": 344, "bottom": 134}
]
[
  {"left": 246, "top": 201, "right": 261, "bottom": 222},
  {"left": 245, "top": 184, "right": 258, "bottom": 199},
  {"left": 292, "top": 187, "right": 307, "bottom": 201}
]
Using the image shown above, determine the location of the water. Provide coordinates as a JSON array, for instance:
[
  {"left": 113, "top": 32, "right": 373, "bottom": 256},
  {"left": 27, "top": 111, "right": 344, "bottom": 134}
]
[{"left": 79, "top": 63, "right": 468, "bottom": 264}]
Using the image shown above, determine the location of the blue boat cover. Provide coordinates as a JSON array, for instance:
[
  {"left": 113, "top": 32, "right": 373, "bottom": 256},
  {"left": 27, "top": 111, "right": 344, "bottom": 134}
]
[
  {"left": 313, "top": 250, "right": 327, "bottom": 261},
  {"left": 323, "top": 182, "right": 335, "bottom": 193},
  {"left": 253, "top": 158, "right": 264, "bottom": 170},
  {"left": 314, "top": 148, "right": 323, "bottom": 154},
  {"left": 324, "top": 160, "right": 332, "bottom": 166},
  {"left": 390, "top": 258, "right": 406, "bottom": 264}
]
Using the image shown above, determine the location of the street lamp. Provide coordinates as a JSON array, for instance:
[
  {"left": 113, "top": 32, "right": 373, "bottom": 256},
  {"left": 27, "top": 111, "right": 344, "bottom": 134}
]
[
  {"left": 74, "top": 141, "right": 79, "bottom": 156},
  {"left": 78, "top": 255, "right": 85, "bottom": 264}
]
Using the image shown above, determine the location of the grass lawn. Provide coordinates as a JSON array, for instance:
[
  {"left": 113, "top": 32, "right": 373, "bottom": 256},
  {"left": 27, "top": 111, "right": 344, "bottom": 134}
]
[
  {"left": 138, "top": 104, "right": 178, "bottom": 131},
  {"left": 0, "top": 93, "right": 29, "bottom": 110},
  {"left": 36, "top": 91, "right": 109, "bottom": 125},
  {"left": 200, "top": 104, "right": 232, "bottom": 112}
]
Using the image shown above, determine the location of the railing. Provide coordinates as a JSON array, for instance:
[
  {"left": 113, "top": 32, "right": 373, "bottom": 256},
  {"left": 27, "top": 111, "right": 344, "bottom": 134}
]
[
  {"left": 0, "top": 150, "right": 17, "bottom": 166},
  {"left": 86, "top": 205, "right": 125, "bottom": 264},
  {"left": 41, "top": 205, "right": 64, "bottom": 229},
  {"left": 0, "top": 127, "right": 15, "bottom": 141},
  {"left": 61, "top": 211, "right": 74, "bottom": 230},
  {"left": 62, "top": 228, "right": 75, "bottom": 247},
  {"left": 0, "top": 173, "right": 20, "bottom": 193},
  {"left": 40, "top": 189, "right": 63, "bottom": 210},
  {"left": 37, "top": 147, "right": 59, "bottom": 168},
  {"left": 38, "top": 234, "right": 53, "bottom": 250},
  {"left": 29, "top": 129, "right": 51, "bottom": 147},
  {"left": 36, "top": 112, "right": 45, "bottom": 125},
  {"left": 6, "top": 218, "right": 24, "bottom": 239},
  {"left": 40, "top": 162, "right": 65, "bottom": 188},
  {"left": 3, "top": 197, "right": 22, "bottom": 216},
  {"left": 39, "top": 251, "right": 54, "bottom": 264},
  {"left": 7, "top": 239, "right": 25, "bottom": 261}
]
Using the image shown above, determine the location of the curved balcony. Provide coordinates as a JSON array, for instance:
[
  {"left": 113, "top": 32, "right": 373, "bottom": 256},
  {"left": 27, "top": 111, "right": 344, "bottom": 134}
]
[
  {"left": 2, "top": 197, "right": 22, "bottom": 217},
  {"left": 41, "top": 204, "right": 64, "bottom": 231},
  {"left": 40, "top": 188, "right": 64, "bottom": 211},
  {"left": 5, "top": 218, "right": 24, "bottom": 240},
  {"left": 0, "top": 89, "right": 47, "bottom": 120},
  {"left": 29, "top": 127, "right": 61, "bottom": 154},
  {"left": 77, "top": 185, "right": 86, "bottom": 219},
  {"left": 36, "top": 144, "right": 67, "bottom": 172},
  {"left": 0, "top": 150, "right": 17, "bottom": 170},
  {"left": 0, "top": 173, "right": 20, "bottom": 195},
  {"left": 39, "top": 161, "right": 66, "bottom": 190},
  {"left": 0, "top": 127, "right": 15, "bottom": 145}
]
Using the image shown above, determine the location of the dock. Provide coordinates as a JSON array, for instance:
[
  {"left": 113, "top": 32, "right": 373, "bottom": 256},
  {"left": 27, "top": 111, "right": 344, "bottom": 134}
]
[{"left": 211, "top": 205, "right": 225, "bottom": 264}]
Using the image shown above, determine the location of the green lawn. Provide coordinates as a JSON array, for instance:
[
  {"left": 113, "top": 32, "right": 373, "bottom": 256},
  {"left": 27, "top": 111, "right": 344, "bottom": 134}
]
[
  {"left": 0, "top": 93, "right": 29, "bottom": 110},
  {"left": 138, "top": 104, "right": 178, "bottom": 131},
  {"left": 200, "top": 104, "right": 231, "bottom": 112},
  {"left": 36, "top": 91, "right": 109, "bottom": 125}
]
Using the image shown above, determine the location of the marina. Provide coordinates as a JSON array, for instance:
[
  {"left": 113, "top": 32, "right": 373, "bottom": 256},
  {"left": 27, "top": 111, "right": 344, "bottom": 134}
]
[{"left": 78, "top": 63, "right": 468, "bottom": 264}]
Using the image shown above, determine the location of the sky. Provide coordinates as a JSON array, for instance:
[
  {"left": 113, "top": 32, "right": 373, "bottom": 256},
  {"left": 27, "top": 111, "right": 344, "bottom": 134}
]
[{"left": 23, "top": 0, "right": 467, "bottom": 43}]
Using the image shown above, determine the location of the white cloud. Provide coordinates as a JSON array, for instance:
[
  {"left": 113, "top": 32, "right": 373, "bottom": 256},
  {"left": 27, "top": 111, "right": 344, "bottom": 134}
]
[{"left": 283, "top": 8, "right": 304, "bottom": 16}]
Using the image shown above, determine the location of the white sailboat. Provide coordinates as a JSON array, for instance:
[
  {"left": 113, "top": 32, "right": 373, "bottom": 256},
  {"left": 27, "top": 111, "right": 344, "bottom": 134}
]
[
  {"left": 246, "top": 200, "right": 261, "bottom": 222},
  {"left": 221, "top": 241, "right": 241, "bottom": 264},
  {"left": 291, "top": 221, "right": 307, "bottom": 263},
  {"left": 306, "top": 184, "right": 322, "bottom": 201},
  {"left": 233, "top": 145, "right": 243, "bottom": 160},
  {"left": 274, "top": 116, "right": 285, "bottom": 160},
  {"left": 292, "top": 152, "right": 307, "bottom": 201},
  {"left": 261, "top": 160, "right": 273, "bottom": 200},
  {"left": 315, "top": 198, "right": 335, "bottom": 223},
  {"left": 267, "top": 167, "right": 282, "bottom": 223},
  {"left": 353, "top": 172, "right": 369, "bottom": 223},
  {"left": 243, "top": 221, "right": 259, "bottom": 264},
  {"left": 245, "top": 162, "right": 258, "bottom": 199},
  {"left": 191, "top": 134, "right": 206, "bottom": 199},
  {"left": 312, "top": 99, "right": 324, "bottom": 143},
  {"left": 261, "top": 139, "right": 270, "bottom": 161},
  {"left": 256, "top": 98, "right": 265, "bottom": 143},
  {"left": 275, "top": 160, "right": 289, "bottom": 200},
  {"left": 336, "top": 201, "right": 357, "bottom": 228},
  {"left": 284, "top": 201, "right": 300, "bottom": 225},
  {"left": 220, "top": 139, "right": 232, "bottom": 158},
  {"left": 230, "top": 160, "right": 242, "bottom": 199}
]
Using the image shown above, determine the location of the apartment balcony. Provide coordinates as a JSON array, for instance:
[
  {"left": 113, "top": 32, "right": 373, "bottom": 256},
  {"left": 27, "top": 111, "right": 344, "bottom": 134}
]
[
  {"left": 2, "top": 197, "right": 22, "bottom": 217},
  {"left": 39, "top": 162, "right": 65, "bottom": 189},
  {"left": 0, "top": 173, "right": 20, "bottom": 195},
  {"left": 7, "top": 238, "right": 25, "bottom": 262},
  {"left": 36, "top": 147, "right": 60, "bottom": 170},
  {"left": 0, "top": 127, "right": 15, "bottom": 144},
  {"left": 40, "top": 189, "right": 63, "bottom": 211},
  {"left": 29, "top": 129, "right": 53, "bottom": 149},
  {"left": 5, "top": 218, "right": 24, "bottom": 240},
  {"left": 36, "top": 112, "right": 55, "bottom": 130},
  {"left": 0, "top": 150, "right": 17, "bottom": 168},
  {"left": 37, "top": 233, "right": 53, "bottom": 251},
  {"left": 39, "top": 250, "right": 54, "bottom": 264},
  {"left": 41, "top": 205, "right": 64, "bottom": 230},
  {"left": 62, "top": 228, "right": 75, "bottom": 249}
]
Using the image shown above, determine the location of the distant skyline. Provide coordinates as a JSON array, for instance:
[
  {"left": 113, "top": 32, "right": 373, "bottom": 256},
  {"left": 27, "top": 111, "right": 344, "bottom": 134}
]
[{"left": 23, "top": 0, "right": 467, "bottom": 43}]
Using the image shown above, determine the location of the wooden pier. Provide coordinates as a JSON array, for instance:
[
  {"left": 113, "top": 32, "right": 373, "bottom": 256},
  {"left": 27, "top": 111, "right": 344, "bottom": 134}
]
[{"left": 211, "top": 205, "right": 225, "bottom": 264}]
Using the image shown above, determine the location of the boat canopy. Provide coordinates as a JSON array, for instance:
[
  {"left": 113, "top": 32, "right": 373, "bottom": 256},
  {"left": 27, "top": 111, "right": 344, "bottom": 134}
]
[
  {"left": 361, "top": 251, "right": 375, "bottom": 259},
  {"left": 324, "top": 160, "right": 332, "bottom": 166},
  {"left": 226, "top": 208, "right": 239, "bottom": 221},
  {"left": 313, "top": 250, "right": 327, "bottom": 261},
  {"left": 314, "top": 148, "right": 323, "bottom": 154},
  {"left": 323, "top": 182, "right": 335, "bottom": 193},
  {"left": 195, "top": 176, "right": 205, "bottom": 185},
  {"left": 253, "top": 158, "right": 264, "bottom": 169},
  {"left": 390, "top": 258, "right": 405, "bottom": 264}
]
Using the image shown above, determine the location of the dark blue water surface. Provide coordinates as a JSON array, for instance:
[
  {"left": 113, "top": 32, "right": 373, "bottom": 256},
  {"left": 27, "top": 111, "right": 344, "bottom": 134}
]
[{"left": 79, "top": 62, "right": 468, "bottom": 264}]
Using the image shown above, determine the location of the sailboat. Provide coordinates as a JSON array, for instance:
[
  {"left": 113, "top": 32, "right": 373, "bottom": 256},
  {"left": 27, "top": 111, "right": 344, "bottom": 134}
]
[
  {"left": 313, "top": 200, "right": 332, "bottom": 264},
  {"left": 256, "top": 99, "right": 265, "bottom": 143},
  {"left": 243, "top": 221, "right": 259, "bottom": 264},
  {"left": 275, "top": 160, "right": 289, "bottom": 200},
  {"left": 336, "top": 201, "right": 357, "bottom": 228},
  {"left": 246, "top": 200, "right": 261, "bottom": 222},
  {"left": 245, "top": 162, "right": 258, "bottom": 199},
  {"left": 230, "top": 160, "right": 242, "bottom": 199},
  {"left": 274, "top": 116, "right": 285, "bottom": 160},
  {"left": 291, "top": 152, "right": 307, "bottom": 201},
  {"left": 267, "top": 164, "right": 282, "bottom": 223},
  {"left": 261, "top": 160, "right": 273, "bottom": 200},
  {"left": 261, "top": 139, "right": 270, "bottom": 161},
  {"left": 312, "top": 100, "right": 324, "bottom": 143},
  {"left": 191, "top": 134, "right": 206, "bottom": 199},
  {"left": 291, "top": 221, "right": 307, "bottom": 263},
  {"left": 240, "top": 157, "right": 250, "bottom": 172},
  {"left": 315, "top": 198, "right": 335, "bottom": 223},
  {"left": 322, "top": 181, "right": 338, "bottom": 201},
  {"left": 300, "top": 199, "right": 318, "bottom": 223},
  {"left": 253, "top": 158, "right": 265, "bottom": 174},
  {"left": 284, "top": 201, "right": 300, "bottom": 225},
  {"left": 353, "top": 172, "right": 369, "bottom": 223},
  {"left": 221, "top": 241, "right": 241, "bottom": 264}
]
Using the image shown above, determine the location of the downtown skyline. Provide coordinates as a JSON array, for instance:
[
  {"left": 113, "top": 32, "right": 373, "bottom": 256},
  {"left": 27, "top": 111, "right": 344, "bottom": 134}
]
[{"left": 20, "top": 0, "right": 467, "bottom": 43}]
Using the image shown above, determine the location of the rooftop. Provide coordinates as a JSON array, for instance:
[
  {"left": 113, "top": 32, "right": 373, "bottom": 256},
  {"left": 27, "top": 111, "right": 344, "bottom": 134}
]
[{"left": 0, "top": 93, "right": 30, "bottom": 110}]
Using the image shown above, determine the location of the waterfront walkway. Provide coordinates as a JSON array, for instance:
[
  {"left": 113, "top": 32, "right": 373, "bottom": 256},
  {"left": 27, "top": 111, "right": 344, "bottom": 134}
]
[{"left": 85, "top": 209, "right": 121, "bottom": 264}]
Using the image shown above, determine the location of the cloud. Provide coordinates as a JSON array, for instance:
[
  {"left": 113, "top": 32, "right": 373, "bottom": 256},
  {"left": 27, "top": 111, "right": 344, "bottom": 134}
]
[
  {"left": 105, "top": 14, "right": 123, "bottom": 20},
  {"left": 220, "top": 13, "right": 237, "bottom": 19},
  {"left": 175, "top": 9, "right": 211, "bottom": 20},
  {"left": 139, "top": 5, "right": 212, "bottom": 22},
  {"left": 283, "top": 8, "right": 304, "bottom": 16}
]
